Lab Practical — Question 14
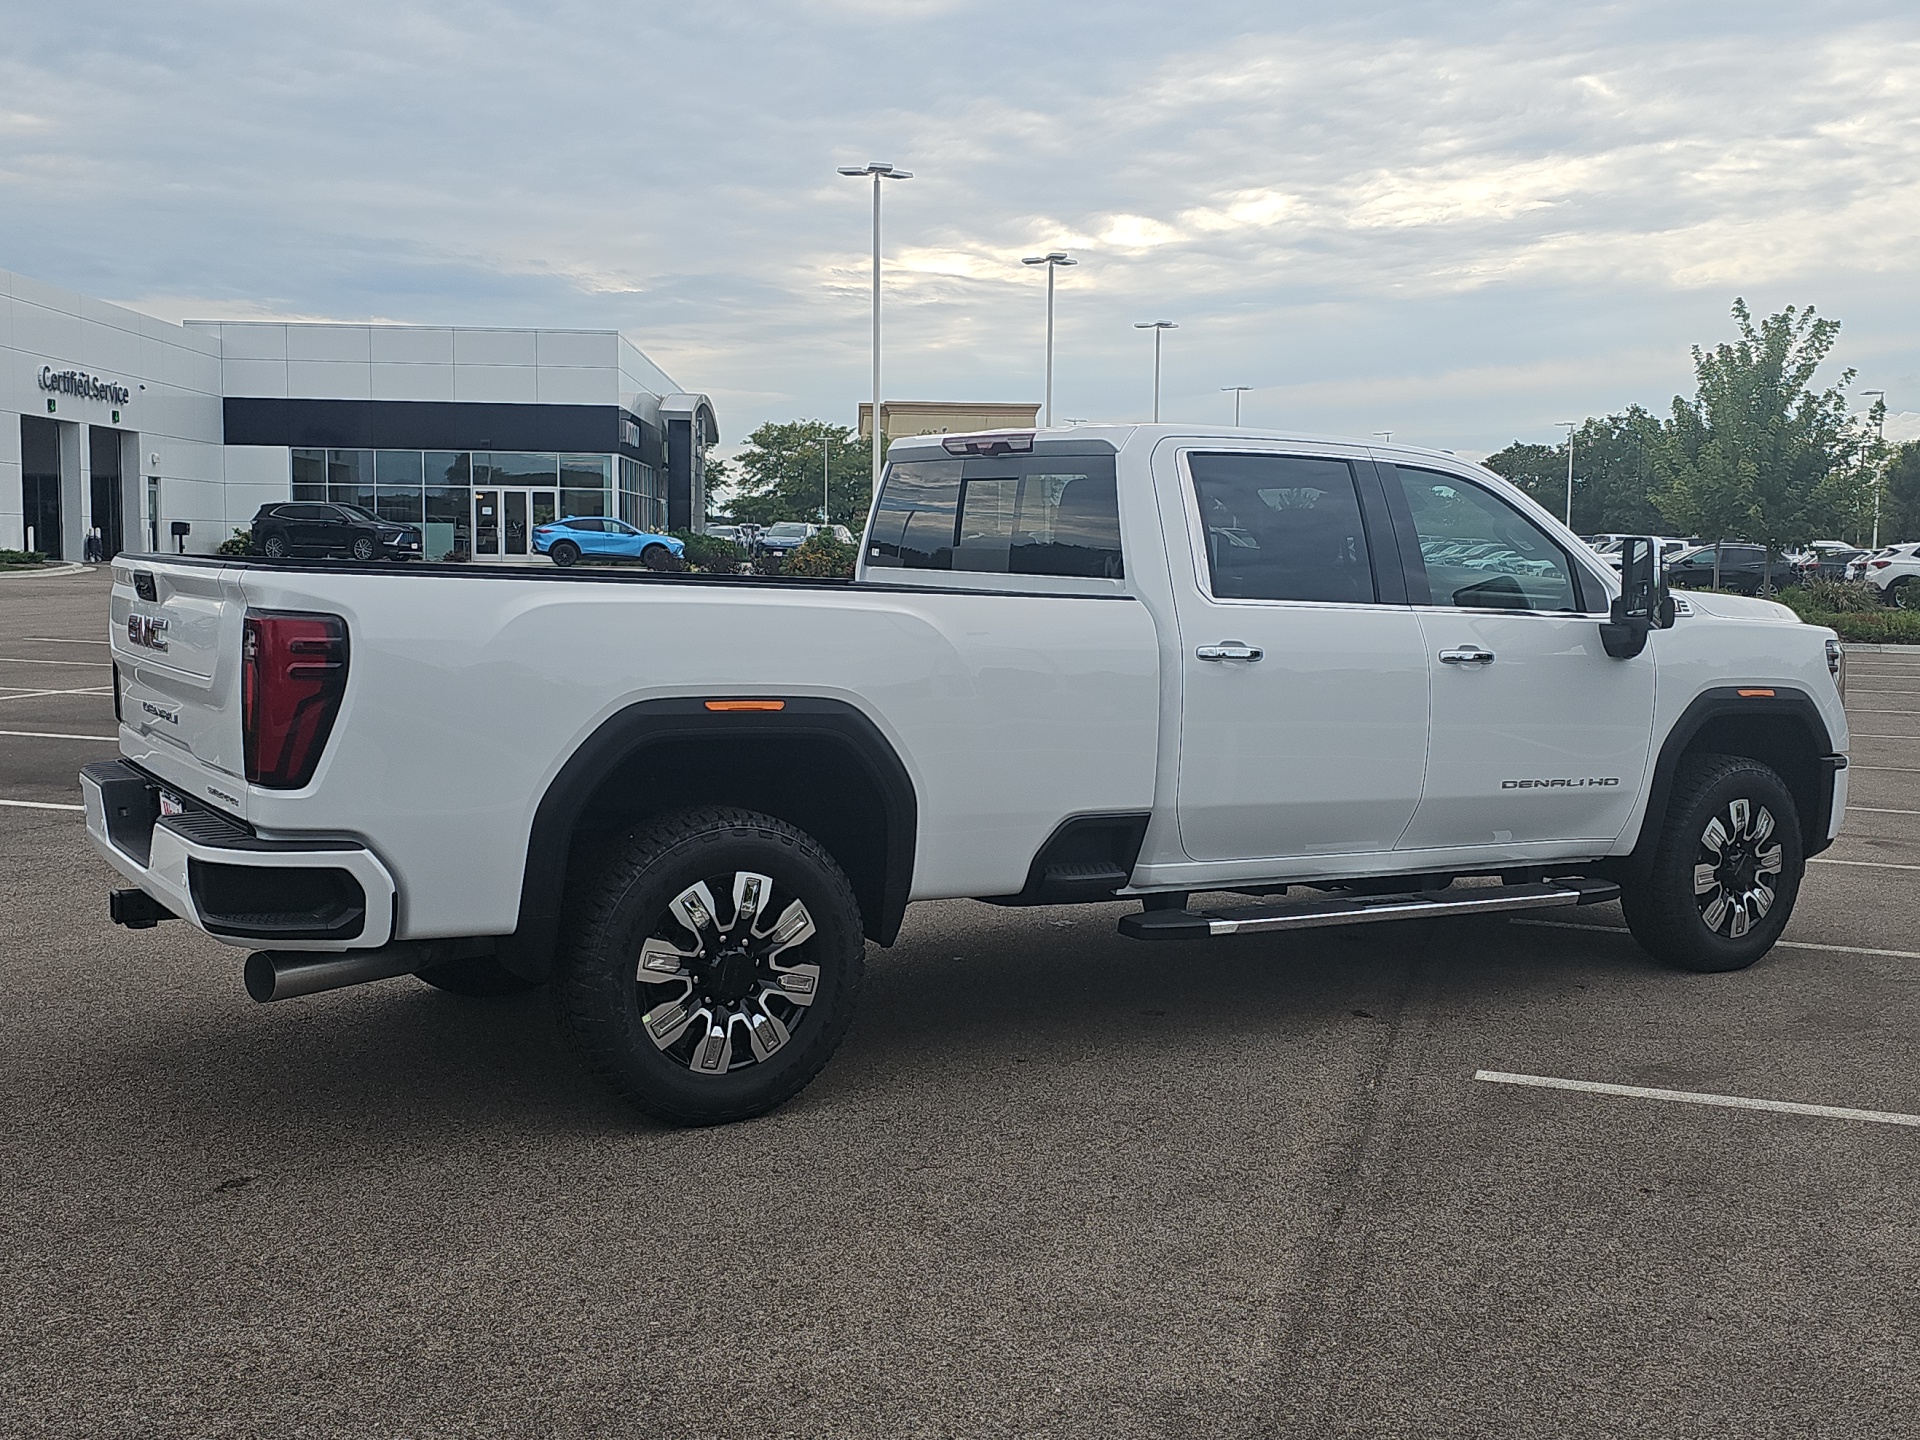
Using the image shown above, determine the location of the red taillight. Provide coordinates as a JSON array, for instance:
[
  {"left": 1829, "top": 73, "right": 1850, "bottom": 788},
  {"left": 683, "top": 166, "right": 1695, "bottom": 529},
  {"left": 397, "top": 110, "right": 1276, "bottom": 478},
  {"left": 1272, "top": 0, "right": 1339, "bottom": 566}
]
[
  {"left": 242, "top": 611, "right": 349, "bottom": 789},
  {"left": 1871, "top": 559, "right": 1892, "bottom": 569}
]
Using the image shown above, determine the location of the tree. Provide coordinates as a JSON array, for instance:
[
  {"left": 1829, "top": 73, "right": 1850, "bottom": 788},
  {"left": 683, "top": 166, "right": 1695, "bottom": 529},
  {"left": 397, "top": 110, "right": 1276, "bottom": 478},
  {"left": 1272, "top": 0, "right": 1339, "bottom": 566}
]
[
  {"left": 715, "top": 420, "right": 873, "bottom": 528},
  {"left": 1882, "top": 441, "right": 1920, "bottom": 545},
  {"left": 1483, "top": 408, "right": 1665, "bottom": 534},
  {"left": 1652, "top": 299, "right": 1865, "bottom": 555}
]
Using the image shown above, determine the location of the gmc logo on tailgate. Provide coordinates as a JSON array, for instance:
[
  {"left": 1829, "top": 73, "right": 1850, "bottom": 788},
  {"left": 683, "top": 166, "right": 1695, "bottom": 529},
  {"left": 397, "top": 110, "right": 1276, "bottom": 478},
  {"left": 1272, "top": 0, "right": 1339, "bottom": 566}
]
[{"left": 127, "top": 613, "right": 169, "bottom": 651}]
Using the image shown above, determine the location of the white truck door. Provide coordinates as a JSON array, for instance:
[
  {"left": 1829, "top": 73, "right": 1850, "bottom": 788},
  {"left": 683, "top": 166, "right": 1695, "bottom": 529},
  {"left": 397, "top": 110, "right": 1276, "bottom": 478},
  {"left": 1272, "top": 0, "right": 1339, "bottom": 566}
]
[
  {"left": 1380, "top": 461, "right": 1656, "bottom": 849},
  {"left": 1161, "top": 445, "right": 1431, "bottom": 862}
]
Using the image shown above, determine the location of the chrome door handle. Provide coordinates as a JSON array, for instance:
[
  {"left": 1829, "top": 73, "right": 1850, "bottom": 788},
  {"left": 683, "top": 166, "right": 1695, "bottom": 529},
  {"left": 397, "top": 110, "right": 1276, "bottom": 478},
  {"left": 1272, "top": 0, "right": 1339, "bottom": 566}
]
[
  {"left": 1196, "top": 643, "right": 1263, "bottom": 662},
  {"left": 1439, "top": 647, "right": 1496, "bottom": 665}
]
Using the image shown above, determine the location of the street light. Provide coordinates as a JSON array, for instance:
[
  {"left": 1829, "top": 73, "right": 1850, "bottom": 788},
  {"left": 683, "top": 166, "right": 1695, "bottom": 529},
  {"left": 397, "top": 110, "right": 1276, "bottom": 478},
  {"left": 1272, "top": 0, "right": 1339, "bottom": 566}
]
[
  {"left": 1557, "top": 421, "right": 1577, "bottom": 526},
  {"left": 1863, "top": 389, "right": 1888, "bottom": 548},
  {"left": 1022, "top": 251, "right": 1076, "bottom": 428},
  {"left": 820, "top": 432, "right": 832, "bottom": 526},
  {"left": 1374, "top": 431, "right": 1392, "bottom": 444},
  {"left": 1134, "top": 321, "right": 1177, "bottom": 421},
  {"left": 1222, "top": 386, "right": 1252, "bottom": 426},
  {"left": 838, "top": 161, "right": 913, "bottom": 488}
]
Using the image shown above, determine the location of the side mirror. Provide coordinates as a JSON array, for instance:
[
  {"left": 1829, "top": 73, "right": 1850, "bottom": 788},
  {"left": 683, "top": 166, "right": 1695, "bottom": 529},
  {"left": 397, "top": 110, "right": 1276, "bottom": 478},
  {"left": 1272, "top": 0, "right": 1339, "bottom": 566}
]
[{"left": 1599, "top": 536, "right": 1672, "bottom": 659}]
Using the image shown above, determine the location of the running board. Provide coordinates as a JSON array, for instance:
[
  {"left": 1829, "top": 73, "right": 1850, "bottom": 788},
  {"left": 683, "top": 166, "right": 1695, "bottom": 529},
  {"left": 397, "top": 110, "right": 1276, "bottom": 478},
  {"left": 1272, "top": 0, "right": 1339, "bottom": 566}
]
[{"left": 1118, "top": 879, "right": 1621, "bottom": 940}]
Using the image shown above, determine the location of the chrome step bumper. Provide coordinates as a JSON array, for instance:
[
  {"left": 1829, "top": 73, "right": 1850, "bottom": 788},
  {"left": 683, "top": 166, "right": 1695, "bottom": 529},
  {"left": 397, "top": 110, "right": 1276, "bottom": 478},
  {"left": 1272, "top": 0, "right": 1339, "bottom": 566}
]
[{"left": 1118, "top": 879, "right": 1620, "bottom": 940}]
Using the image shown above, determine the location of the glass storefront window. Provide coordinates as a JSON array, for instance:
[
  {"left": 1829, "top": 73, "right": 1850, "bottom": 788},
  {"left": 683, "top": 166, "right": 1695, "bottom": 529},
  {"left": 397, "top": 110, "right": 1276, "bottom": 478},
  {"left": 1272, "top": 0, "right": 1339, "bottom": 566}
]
[
  {"left": 376, "top": 450, "right": 422, "bottom": 487},
  {"left": 425, "top": 485, "right": 469, "bottom": 561},
  {"left": 292, "top": 448, "right": 326, "bottom": 500},
  {"left": 426, "top": 452, "right": 469, "bottom": 487},
  {"left": 327, "top": 450, "right": 374, "bottom": 510},
  {"left": 480, "top": 452, "right": 558, "bottom": 485}
]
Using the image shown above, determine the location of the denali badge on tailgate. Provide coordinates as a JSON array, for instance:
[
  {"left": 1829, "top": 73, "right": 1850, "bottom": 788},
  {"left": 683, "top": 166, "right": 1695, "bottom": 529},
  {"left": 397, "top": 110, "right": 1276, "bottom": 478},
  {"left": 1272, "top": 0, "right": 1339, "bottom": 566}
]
[{"left": 127, "top": 613, "right": 169, "bottom": 651}]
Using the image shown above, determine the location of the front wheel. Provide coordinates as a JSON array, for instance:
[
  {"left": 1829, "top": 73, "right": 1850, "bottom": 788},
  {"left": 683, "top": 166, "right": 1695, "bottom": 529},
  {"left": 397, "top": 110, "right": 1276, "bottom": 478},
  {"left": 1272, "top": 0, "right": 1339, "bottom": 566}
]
[
  {"left": 551, "top": 807, "right": 865, "bottom": 1126},
  {"left": 1622, "top": 754, "right": 1804, "bottom": 972},
  {"left": 550, "top": 540, "right": 580, "bottom": 568},
  {"left": 350, "top": 535, "right": 377, "bottom": 561},
  {"left": 640, "top": 543, "right": 683, "bottom": 572}
]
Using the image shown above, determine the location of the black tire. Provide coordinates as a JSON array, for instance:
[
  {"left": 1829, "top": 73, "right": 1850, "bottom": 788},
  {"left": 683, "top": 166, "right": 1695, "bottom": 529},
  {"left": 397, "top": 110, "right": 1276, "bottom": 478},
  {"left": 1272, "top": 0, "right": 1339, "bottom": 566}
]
[
  {"left": 551, "top": 806, "right": 865, "bottom": 1126},
  {"left": 550, "top": 540, "right": 580, "bottom": 568},
  {"left": 261, "top": 533, "right": 288, "bottom": 559},
  {"left": 1889, "top": 576, "right": 1918, "bottom": 610},
  {"left": 415, "top": 954, "right": 541, "bottom": 997},
  {"left": 1621, "top": 754, "right": 1804, "bottom": 972},
  {"left": 351, "top": 535, "right": 377, "bottom": 561},
  {"left": 640, "top": 544, "right": 684, "bottom": 572}
]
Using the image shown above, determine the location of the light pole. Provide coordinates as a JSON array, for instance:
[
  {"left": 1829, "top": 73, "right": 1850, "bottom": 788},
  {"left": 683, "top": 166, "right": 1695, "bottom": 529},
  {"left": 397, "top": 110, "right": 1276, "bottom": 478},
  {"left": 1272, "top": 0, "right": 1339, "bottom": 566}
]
[
  {"left": 838, "top": 161, "right": 913, "bottom": 489},
  {"left": 1863, "top": 389, "right": 1887, "bottom": 548},
  {"left": 1374, "top": 430, "right": 1392, "bottom": 444},
  {"left": 1557, "top": 421, "right": 1577, "bottom": 527},
  {"left": 820, "top": 432, "right": 832, "bottom": 526},
  {"left": 1222, "top": 386, "right": 1252, "bottom": 426},
  {"left": 1135, "top": 321, "right": 1177, "bottom": 421},
  {"left": 1022, "top": 251, "right": 1076, "bottom": 428}
]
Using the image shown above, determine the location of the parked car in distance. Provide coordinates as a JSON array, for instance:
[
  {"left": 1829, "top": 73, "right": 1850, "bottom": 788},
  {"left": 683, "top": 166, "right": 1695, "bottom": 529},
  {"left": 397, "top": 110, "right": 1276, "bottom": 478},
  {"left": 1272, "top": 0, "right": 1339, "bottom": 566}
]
[
  {"left": 249, "top": 503, "right": 422, "bottom": 561},
  {"left": 1855, "top": 542, "right": 1920, "bottom": 606},
  {"left": 756, "top": 522, "right": 817, "bottom": 562},
  {"left": 1799, "top": 546, "right": 1869, "bottom": 581},
  {"left": 705, "top": 525, "right": 743, "bottom": 544},
  {"left": 825, "top": 524, "right": 855, "bottom": 545},
  {"left": 1664, "top": 543, "right": 1802, "bottom": 595},
  {"left": 532, "top": 517, "right": 685, "bottom": 569},
  {"left": 1596, "top": 537, "right": 1693, "bottom": 571}
]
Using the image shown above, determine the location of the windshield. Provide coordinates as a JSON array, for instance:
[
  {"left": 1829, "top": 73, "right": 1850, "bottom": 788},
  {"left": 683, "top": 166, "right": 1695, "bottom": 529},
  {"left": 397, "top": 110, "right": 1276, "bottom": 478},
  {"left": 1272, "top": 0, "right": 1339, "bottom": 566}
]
[
  {"left": 337, "top": 505, "right": 380, "bottom": 524},
  {"left": 765, "top": 524, "right": 811, "bottom": 540}
]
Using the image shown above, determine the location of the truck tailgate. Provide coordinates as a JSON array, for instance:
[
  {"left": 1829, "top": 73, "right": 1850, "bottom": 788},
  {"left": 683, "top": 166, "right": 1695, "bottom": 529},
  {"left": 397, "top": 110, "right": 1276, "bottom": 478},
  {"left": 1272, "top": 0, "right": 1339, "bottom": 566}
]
[{"left": 110, "top": 558, "right": 250, "bottom": 809}]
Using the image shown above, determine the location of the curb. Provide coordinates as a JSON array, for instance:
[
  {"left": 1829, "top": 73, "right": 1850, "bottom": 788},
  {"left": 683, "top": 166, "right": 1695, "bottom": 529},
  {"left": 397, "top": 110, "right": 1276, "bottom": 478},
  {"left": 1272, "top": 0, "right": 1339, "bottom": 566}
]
[{"left": 0, "top": 563, "right": 93, "bottom": 580}]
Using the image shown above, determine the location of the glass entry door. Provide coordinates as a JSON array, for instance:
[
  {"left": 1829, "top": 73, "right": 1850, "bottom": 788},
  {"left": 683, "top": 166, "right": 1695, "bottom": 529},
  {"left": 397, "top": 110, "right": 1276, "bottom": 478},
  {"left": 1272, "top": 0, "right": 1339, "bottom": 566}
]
[{"left": 472, "top": 488, "right": 556, "bottom": 561}]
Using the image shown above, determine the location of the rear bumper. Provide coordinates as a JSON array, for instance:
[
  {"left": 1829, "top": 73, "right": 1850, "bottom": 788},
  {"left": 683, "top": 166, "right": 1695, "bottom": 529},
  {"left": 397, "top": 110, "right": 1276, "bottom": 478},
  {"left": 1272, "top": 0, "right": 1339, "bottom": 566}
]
[{"left": 81, "top": 759, "right": 396, "bottom": 952}]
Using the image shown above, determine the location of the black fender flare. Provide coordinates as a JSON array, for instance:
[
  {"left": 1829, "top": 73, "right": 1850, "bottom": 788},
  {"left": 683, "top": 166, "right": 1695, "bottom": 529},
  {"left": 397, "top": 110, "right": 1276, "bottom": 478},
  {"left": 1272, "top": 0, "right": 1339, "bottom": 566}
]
[
  {"left": 1624, "top": 685, "right": 1843, "bottom": 874},
  {"left": 496, "top": 696, "right": 917, "bottom": 979}
]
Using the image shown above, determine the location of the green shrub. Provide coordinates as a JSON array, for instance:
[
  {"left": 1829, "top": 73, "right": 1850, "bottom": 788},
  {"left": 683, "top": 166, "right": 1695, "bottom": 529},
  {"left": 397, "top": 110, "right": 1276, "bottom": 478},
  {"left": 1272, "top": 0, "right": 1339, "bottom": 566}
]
[
  {"left": 671, "top": 530, "right": 744, "bottom": 573},
  {"left": 1780, "top": 578, "right": 1882, "bottom": 614},
  {"left": 781, "top": 533, "right": 857, "bottom": 579},
  {"left": 1798, "top": 608, "right": 1920, "bottom": 645},
  {"left": 0, "top": 548, "right": 47, "bottom": 568},
  {"left": 218, "top": 528, "right": 252, "bottom": 556}
]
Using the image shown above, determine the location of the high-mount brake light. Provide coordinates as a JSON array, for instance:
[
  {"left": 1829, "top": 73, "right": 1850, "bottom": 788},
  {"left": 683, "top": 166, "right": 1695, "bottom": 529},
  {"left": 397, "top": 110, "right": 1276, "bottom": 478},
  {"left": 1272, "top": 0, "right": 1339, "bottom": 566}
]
[
  {"left": 243, "top": 612, "right": 349, "bottom": 789},
  {"left": 941, "top": 432, "right": 1035, "bottom": 457}
]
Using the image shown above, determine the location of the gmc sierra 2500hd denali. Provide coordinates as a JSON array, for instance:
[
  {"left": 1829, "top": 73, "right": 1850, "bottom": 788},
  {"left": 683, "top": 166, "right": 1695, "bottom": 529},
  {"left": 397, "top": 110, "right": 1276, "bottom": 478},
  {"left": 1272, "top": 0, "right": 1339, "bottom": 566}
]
[{"left": 86, "top": 426, "right": 1850, "bottom": 1125}]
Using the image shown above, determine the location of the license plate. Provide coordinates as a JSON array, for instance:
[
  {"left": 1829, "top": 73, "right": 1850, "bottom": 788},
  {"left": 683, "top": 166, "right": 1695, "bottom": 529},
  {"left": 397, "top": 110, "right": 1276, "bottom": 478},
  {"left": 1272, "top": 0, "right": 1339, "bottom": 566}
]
[{"left": 159, "top": 791, "right": 185, "bottom": 817}]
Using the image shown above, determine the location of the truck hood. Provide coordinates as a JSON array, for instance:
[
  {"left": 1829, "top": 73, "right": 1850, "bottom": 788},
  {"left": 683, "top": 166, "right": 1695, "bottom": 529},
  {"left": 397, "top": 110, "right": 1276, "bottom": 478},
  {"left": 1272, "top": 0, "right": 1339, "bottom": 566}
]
[{"left": 1675, "top": 591, "right": 1801, "bottom": 623}]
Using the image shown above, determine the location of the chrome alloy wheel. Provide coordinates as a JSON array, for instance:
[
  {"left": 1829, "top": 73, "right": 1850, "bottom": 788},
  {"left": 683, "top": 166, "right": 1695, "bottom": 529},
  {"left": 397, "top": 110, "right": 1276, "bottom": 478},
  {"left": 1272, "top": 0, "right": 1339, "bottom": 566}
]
[
  {"left": 1693, "top": 796, "right": 1784, "bottom": 939},
  {"left": 633, "top": 872, "right": 820, "bottom": 1076}
]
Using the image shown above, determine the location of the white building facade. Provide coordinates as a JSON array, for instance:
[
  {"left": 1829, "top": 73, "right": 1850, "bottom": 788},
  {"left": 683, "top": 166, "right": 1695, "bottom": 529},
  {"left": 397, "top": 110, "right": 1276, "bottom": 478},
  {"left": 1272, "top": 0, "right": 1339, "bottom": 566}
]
[{"left": 1, "top": 266, "right": 718, "bottom": 562}]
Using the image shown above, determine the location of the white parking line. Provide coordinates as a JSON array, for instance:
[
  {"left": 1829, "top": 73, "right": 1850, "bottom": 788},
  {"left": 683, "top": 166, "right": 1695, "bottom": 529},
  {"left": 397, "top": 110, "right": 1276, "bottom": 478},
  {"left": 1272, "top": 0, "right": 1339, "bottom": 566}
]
[
  {"left": 0, "top": 729, "right": 118, "bottom": 741},
  {"left": 1851, "top": 806, "right": 1920, "bottom": 815},
  {"left": 19, "top": 637, "right": 108, "bottom": 645},
  {"left": 0, "top": 656, "right": 111, "bottom": 667},
  {"left": 1810, "top": 857, "right": 1920, "bottom": 872},
  {"left": 1852, "top": 765, "right": 1920, "bottom": 773},
  {"left": 1511, "top": 917, "right": 1920, "bottom": 961},
  {"left": 1845, "top": 708, "right": 1920, "bottom": 715},
  {"left": 1851, "top": 734, "right": 1920, "bottom": 741},
  {"left": 1474, "top": 1070, "right": 1920, "bottom": 1129},
  {"left": 0, "top": 688, "right": 113, "bottom": 702},
  {"left": 0, "top": 798, "right": 84, "bottom": 812}
]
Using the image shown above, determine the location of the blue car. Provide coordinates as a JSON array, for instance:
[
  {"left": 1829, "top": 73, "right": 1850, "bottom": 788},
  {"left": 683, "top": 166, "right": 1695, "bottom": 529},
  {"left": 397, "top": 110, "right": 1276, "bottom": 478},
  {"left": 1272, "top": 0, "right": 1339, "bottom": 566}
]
[{"left": 532, "top": 517, "right": 686, "bottom": 569}]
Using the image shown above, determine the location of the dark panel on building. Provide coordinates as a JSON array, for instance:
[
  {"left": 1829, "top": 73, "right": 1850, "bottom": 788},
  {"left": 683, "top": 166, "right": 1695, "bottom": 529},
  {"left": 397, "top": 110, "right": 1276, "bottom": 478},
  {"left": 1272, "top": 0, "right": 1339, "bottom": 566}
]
[
  {"left": 665, "top": 416, "right": 695, "bottom": 532},
  {"left": 223, "top": 399, "right": 648, "bottom": 456},
  {"left": 20, "top": 416, "right": 63, "bottom": 559}
]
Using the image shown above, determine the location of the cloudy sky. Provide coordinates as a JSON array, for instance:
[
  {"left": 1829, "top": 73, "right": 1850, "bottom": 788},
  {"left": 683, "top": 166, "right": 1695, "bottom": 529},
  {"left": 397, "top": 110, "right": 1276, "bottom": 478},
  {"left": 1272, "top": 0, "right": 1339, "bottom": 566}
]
[{"left": 5, "top": 0, "right": 1920, "bottom": 456}]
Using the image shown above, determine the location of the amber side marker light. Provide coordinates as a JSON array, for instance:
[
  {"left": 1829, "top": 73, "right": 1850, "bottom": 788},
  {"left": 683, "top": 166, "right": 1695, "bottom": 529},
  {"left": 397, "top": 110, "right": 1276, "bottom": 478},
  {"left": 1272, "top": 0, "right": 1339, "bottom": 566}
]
[
  {"left": 1737, "top": 688, "right": 1777, "bottom": 698},
  {"left": 705, "top": 699, "right": 786, "bottom": 712}
]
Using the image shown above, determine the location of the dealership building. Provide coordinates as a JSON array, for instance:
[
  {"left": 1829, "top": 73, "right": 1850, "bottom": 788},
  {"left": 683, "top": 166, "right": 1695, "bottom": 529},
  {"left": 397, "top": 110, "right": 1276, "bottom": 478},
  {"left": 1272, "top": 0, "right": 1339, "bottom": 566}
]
[{"left": 0, "top": 265, "right": 719, "bottom": 562}]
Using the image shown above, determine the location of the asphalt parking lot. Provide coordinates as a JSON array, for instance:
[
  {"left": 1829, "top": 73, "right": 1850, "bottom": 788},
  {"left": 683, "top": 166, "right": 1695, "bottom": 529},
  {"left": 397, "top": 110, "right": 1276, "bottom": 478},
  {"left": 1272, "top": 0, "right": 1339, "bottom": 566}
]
[{"left": 3, "top": 565, "right": 1917, "bottom": 1439}]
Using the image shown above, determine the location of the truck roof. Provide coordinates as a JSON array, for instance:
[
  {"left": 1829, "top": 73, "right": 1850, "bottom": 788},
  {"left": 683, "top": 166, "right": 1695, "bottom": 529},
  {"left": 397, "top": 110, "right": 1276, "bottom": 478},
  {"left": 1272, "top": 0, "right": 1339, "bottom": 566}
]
[{"left": 884, "top": 422, "right": 1474, "bottom": 468}]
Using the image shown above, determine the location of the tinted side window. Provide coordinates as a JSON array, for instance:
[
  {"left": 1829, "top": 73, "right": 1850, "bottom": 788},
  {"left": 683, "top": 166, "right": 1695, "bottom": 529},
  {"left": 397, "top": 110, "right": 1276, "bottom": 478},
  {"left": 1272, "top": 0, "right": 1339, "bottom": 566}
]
[
  {"left": 868, "top": 453, "right": 1122, "bottom": 578},
  {"left": 1189, "top": 453, "right": 1377, "bottom": 603},
  {"left": 1387, "top": 466, "right": 1581, "bottom": 612},
  {"left": 566, "top": 518, "right": 604, "bottom": 532}
]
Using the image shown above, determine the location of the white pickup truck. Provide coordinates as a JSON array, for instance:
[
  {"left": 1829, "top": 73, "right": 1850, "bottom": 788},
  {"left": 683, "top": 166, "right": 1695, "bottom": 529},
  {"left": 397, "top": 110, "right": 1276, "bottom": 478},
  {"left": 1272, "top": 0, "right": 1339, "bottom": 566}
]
[{"left": 86, "top": 425, "right": 1851, "bottom": 1124}]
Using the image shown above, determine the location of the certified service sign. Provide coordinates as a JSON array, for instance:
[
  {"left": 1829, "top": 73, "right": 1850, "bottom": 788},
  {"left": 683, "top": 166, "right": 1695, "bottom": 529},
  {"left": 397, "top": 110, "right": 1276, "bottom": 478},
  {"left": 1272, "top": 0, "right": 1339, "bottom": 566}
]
[{"left": 39, "top": 366, "right": 131, "bottom": 406}]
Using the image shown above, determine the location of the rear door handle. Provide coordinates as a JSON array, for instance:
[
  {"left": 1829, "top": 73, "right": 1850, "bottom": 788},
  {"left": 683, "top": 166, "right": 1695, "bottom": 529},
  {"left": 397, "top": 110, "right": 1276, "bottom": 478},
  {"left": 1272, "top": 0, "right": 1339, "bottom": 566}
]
[
  {"left": 1439, "top": 647, "right": 1496, "bottom": 665},
  {"left": 1196, "top": 643, "right": 1263, "bottom": 662}
]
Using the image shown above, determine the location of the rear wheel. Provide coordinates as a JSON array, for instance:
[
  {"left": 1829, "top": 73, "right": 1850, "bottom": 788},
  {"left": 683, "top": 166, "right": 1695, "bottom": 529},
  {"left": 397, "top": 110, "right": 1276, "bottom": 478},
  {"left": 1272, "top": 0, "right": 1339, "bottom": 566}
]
[
  {"left": 261, "top": 533, "right": 288, "bottom": 559},
  {"left": 551, "top": 807, "right": 865, "bottom": 1126},
  {"left": 1622, "top": 754, "right": 1803, "bottom": 972},
  {"left": 1889, "top": 576, "right": 1918, "bottom": 610},
  {"left": 550, "top": 540, "right": 580, "bottom": 568}
]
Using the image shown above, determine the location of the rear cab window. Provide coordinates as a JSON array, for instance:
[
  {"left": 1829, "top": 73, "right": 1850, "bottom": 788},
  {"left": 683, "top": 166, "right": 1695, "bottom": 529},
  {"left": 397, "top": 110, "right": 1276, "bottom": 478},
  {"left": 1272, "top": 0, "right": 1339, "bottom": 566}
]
[{"left": 865, "top": 444, "right": 1124, "bottom": 587}]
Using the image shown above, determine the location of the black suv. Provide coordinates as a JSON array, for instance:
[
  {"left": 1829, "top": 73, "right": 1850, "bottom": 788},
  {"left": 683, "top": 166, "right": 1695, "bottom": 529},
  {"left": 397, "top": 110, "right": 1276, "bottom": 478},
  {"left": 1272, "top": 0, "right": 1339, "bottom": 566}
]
[
  {"left": 250, "top": 503, "right": 423, "bottom": 561},
  {"left": 1665, "top": 543, "right": 1802, "bottom": 595}
]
